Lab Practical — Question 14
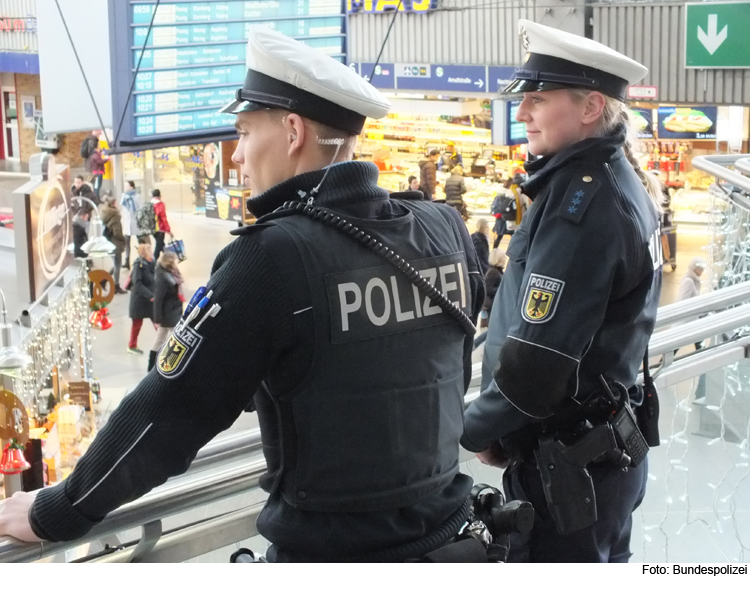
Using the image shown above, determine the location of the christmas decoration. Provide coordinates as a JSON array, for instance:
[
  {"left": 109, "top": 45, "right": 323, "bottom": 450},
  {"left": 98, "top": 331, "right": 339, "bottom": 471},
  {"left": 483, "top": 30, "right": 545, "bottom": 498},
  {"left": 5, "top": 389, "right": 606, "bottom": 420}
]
[
  {"left": 11, "top": 265, "right": 93, "bottom": 418},
  {"left": 87, "top": 269, "right": 115, "bottom": 309},
  {"left": 89, "top": 303, "right": 113, "bottom": 331},
  {"left": 0, "top": 389, "right": 29, "bottom": 444},
  {"left": 0, "top": 439, "right": 30, "bottom": 475}
]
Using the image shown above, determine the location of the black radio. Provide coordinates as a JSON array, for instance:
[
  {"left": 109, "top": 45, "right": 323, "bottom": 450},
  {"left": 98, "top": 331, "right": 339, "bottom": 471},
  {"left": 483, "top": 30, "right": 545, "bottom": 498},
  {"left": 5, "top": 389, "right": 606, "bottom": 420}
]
[{"left": 611, "top": 402, "right": 649, "bottom": 467}]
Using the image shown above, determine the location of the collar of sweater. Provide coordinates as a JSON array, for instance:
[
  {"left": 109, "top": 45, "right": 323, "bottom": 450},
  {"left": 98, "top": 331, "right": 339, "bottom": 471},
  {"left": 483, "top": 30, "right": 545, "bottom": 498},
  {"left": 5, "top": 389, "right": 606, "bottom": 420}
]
[
  {"left": 521, "top": 125, "right": 628, "bottom": 200},
  {"left": 246, "top": 160, "right": 389, "bottom": 218}
]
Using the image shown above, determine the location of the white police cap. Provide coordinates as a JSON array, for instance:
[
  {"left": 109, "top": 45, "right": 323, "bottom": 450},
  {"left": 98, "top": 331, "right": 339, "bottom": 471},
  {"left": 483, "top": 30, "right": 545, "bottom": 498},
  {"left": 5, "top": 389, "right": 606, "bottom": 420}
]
[
  {"left": 220, "top": 26, "right": 390, "bottom": 135},
  {"left": 504, "top": 20, "right": 648, "bottom": 101}
]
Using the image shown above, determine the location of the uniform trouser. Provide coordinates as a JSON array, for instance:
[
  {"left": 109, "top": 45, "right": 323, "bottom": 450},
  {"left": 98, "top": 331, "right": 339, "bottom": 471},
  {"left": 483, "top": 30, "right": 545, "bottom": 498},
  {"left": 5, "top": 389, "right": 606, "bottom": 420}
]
[{"left": 503, "top": 455, "right": 648, "bottom": 562}]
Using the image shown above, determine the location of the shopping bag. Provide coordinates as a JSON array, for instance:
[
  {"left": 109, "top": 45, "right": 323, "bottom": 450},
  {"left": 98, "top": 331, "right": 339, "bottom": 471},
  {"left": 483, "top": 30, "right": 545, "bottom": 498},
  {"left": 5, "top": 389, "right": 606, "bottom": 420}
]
[{"left": 165, "top": 238, "right": 187, "bottom": 262}]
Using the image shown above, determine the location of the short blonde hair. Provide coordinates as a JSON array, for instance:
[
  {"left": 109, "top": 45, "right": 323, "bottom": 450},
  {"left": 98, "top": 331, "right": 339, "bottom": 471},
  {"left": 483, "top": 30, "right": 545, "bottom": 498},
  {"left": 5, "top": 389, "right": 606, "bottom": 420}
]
[
  {"left": 452, "top": 164, "right": 464, "bottom": 175},
  {"left": 138, "top": 243, "right": 153, "bottom": 259}
]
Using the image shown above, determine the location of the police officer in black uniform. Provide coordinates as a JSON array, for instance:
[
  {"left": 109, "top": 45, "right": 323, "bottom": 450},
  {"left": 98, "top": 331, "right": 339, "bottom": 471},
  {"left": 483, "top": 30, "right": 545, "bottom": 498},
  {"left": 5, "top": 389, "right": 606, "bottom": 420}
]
[
  {"left": 462, "top": 20, "right": 664, "bottom": 562},
  {"left": 0, "top": 28, "right": 484, "bottom": 561}
]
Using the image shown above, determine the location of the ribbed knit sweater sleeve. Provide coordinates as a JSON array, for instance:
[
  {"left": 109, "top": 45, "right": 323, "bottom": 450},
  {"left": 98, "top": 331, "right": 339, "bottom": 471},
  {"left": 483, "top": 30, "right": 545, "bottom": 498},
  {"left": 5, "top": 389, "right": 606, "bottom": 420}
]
[{"left": 29, "top": 235, "right": 294, "bottom": 542}]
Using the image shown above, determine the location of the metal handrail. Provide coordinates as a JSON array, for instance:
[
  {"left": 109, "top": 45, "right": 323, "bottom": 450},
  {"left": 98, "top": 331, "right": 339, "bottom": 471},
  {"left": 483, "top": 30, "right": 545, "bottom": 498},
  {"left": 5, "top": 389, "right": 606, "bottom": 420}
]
[
  {"left": 0, "top": 458, "right": 267, "bottom": 563},
  {"left": 470, "top": 301, "right": 750, "bottom": 387},
  {"left": 190, "top": 428, "right": 262, "bottom": 469},
  {"left": 648, "top": 303, "right": 750, "bottom": 357},
  {"left": 692, "top": 154, "right": 750, "bottom": 192},
  {"left": 653, "top": 281, "right": 750, "bottom": 329},
  {"left": 731, "top": 157, "right": 750, "bottom": 178},
  {"left": 5, "top": 299, "right": 750, "bottom": 561},
  {"left": 83, "top": 503, "right": 265, "bottom": 563}
]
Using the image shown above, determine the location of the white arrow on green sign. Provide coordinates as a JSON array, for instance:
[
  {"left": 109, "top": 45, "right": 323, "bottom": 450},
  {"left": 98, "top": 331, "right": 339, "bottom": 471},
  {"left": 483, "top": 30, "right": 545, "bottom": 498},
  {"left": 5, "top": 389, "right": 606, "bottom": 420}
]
[{"left": 685, "top": 2, "right": 750, "bottom": 68}]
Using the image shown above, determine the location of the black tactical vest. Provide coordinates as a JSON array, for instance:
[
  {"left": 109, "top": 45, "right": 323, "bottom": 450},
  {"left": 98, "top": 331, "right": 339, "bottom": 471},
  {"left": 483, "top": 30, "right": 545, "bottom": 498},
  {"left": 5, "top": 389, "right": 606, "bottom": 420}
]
[{"left": 253, "top": 198, "right": 472, "bottom": 513}]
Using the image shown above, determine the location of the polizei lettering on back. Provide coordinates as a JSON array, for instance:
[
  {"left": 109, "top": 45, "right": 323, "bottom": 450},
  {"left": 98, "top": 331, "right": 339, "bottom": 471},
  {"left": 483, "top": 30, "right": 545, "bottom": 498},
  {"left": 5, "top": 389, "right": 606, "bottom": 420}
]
[{"left": 326, "top": 252, "right": 469, "bottom": 343}]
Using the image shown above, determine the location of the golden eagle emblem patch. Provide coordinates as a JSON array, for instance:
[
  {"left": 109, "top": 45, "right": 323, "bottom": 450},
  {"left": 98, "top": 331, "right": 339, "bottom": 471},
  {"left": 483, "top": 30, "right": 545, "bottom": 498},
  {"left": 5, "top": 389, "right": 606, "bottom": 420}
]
[{"left": 522, "top": 274, "right": 565, "bottom": 324}]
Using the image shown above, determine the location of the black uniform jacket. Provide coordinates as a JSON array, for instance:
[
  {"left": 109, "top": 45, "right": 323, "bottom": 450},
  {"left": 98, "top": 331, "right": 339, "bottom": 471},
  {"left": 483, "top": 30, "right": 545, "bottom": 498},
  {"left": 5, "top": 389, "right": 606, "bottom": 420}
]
[
  {"left": 29, "top": 161, "right": 484, "bottom": 560},
  {"left": 462, "top": 127, "right": 662, "bottom": 453}
]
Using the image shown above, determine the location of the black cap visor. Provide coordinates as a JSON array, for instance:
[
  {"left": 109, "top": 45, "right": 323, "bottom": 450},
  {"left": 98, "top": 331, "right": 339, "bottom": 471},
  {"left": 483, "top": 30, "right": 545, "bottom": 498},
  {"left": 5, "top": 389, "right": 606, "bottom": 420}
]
[
  {"left": 219, "top": 69, "right": 366, "bottom": 134},
  {"left": 502, "top": 79, "right": 574, "bottom": 94},
  {"left": 219, "top": 95, "right": 271, "bottom": 115},
  {"left": 501, "top": 53, "right": 629, "bottom": 101}
]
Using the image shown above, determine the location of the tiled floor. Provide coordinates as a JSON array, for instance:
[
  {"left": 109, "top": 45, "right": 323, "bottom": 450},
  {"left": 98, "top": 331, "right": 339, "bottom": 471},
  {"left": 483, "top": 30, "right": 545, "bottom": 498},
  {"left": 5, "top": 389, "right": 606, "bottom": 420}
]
[{"left": 72, "top": 184, "right": 750, "bottom": 563}]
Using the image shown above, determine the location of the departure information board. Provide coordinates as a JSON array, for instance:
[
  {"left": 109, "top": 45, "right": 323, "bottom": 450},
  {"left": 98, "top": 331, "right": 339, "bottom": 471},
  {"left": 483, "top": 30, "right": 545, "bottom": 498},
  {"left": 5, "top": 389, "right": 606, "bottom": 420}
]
[{"left": 110, "top": 1, "right": 347, "bottom": 149}]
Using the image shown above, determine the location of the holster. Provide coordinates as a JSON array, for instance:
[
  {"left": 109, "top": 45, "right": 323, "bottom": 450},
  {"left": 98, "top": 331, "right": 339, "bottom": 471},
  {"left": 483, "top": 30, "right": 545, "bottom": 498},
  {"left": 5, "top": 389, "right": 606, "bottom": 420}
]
[{"left": 533, "top": 422, "right": 623, "bottom": 535}]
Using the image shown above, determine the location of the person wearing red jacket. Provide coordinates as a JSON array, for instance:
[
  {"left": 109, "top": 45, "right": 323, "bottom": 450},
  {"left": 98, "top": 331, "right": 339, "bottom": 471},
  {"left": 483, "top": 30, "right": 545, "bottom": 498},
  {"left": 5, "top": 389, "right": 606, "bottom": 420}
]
[
  {"left": 88, "top": 146, "right": 109, "bottom": 198},
  {"left": 150, "top": 189, "right": 173, "bottom": 260}
]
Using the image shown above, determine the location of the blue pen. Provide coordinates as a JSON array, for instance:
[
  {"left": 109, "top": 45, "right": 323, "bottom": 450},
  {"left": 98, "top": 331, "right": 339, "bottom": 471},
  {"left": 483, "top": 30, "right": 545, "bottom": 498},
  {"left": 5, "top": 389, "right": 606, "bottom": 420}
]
[
  {"left": 185, "top": 290, "right": 213, "bottom": 325},
  {"left": 185, "top": 286, "right": 207, "bottom": 316}
]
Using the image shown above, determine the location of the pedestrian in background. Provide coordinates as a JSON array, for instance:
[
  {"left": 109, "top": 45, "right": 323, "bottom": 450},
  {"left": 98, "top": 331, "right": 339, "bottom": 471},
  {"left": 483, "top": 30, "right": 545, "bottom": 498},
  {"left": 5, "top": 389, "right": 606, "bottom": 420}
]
[
  {"left": 120, "top": 180, "right": 141, "bottom": 269},
  {"left": 438, "top": 140, "right": 463, "bottom": 172},
  {"left": 483, "top": 248, "right": 507, "bottom": 322},
  {"left": 444, "top": 164, "right": 469, "bottom": 220},
  {"left": 408, "top": 175, "right": 420, "bottom": 191},
  {"left": 419, "top": 149, "right": 440, "bottom": 200},
  {"left": 100, "top": 193, "right": 128, "bottom": 294},
  {"left": 677, "top": 257, "right": 707, "bottom": 401},
  {"left": 678, "top": 257, "right": 706, "bottom": 302},
  {"left": 150, "top": 189, "right": 173, "bottom": 260},
  {"left": 71, "top": 175, "right": 98, "bottom": 210},
  {"left": 492, "top": 179, "right": 516, "bottom": 249},
  {"left": 149, "top": 252, "right": 185, "bottom": 372},
  {"left": 475, "top": 249, "right": 507, "bottom": 340},
  {"left": 472, "top": 218, "right": 490, "bottom": 277},
  {"left": 88, "top": 145, "right": 109, "bottom": 198},
  {"left": 72, "top": 209, "right": 90, "bottom": 259},
  {"left": 128, "top": 243, "right": 156, "bottom": 355}
]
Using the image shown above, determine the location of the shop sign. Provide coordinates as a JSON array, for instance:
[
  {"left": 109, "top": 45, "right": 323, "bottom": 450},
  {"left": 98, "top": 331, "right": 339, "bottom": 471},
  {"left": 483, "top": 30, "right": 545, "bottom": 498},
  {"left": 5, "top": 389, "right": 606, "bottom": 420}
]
[
  {"left": 67, "top": 382, "right": 92, "bottom": 412},
  {"left": 631, "top": 108, "right": 654, "bottom": 139},
  {"left": 27, "top": 163, "right": 73, "bottom": 300},
  {"left": 685, "top": 3, "right": 750, "bottom": 68},
  {"left": 627, "top": 86, "right": 658, "bottom": 100},
  {"left": 488, "top": 66, "right": 517, "bottom": 94},
  {"left": 395, "top": 64, "right": 487, "bottom": 92},
  {"left": 354, "top": 62, "right": 396, "bottom": 88},
  {"left": 657, "top": 106, "right": 717, "bottom": 140},
  {"left": 0, "top": 17, "right": 30, "bottom": 32},
  {"left": 354, "top": 63, "right": 515, "bottom": 94},
  {"left": 348, "top": 1, "right": 438, "bottom": 13}
]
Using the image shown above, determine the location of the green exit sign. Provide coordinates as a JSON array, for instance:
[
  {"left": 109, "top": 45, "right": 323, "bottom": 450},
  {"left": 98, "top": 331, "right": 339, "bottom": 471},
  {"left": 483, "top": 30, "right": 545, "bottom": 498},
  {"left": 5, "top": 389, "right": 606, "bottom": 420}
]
[{"left": 686, "top": 2, "right": 750, "bottom": 68}]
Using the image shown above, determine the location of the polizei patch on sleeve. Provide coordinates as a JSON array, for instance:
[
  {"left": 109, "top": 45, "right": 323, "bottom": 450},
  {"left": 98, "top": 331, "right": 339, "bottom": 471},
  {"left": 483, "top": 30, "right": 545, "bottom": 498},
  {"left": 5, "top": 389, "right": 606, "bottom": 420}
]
[
  {"left": 521, "top": 273, "right": 565, "bottom": 324},
  {"left": 157, "top": 320, "right": 204, "bottom": 379}
]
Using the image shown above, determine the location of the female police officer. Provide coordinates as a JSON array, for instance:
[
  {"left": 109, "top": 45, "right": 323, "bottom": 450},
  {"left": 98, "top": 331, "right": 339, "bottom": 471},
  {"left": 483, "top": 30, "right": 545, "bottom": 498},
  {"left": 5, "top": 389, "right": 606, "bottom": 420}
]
[
  {"left": 462, "top": 20, "right": 663, "bottom": 562},
  {"left": 0, "top": 28, "right": 484, "bottom": 562}
]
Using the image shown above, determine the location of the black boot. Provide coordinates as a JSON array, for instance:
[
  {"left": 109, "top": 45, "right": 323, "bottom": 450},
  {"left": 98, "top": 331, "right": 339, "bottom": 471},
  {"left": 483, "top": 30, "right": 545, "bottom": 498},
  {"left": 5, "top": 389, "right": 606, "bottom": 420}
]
[{"left": 148, "top": 350, "right": 157, "bottom": 372}]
